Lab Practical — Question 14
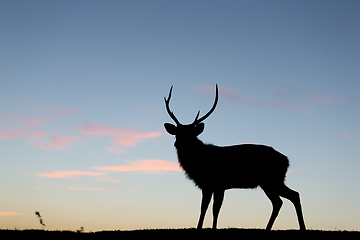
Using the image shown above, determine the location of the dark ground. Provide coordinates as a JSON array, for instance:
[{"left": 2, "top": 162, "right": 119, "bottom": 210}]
[{"left": 1, "top": 228, "right": 359, "bottom": 239}]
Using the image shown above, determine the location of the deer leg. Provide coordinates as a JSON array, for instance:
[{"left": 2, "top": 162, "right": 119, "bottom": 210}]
[
  {"left": 197, "top": 189, "right": 212, "bottom": 230},
  {"left": 279, "top": 184, "right": 306, "bottom": 231},
  {"left": 212, "top": 190, "right": 225, "bottom": 229},
  {"left": 263, "top": 188, "right": 283, "bottom": 231}
]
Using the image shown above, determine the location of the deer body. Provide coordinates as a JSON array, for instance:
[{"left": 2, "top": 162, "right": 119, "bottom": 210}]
[
  {"left": 176, "top": 142, "right": 288, "bottom": 190},
  {"left": 164, "top": 85, "right": 306, "bottom": 231}
]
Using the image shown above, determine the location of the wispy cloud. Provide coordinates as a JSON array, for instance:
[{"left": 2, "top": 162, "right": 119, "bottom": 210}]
[
  {"left": 78, "top": 123, "right": 162, "bottom": 153},
  {"left": 105, "top": 147, "right": 125, "bottom": 154},
  {"left": 267, "top": 84, "right": 344, "bottom": 111},
  {"left": 0, "top": 106, "right": 79, "bottom": 151},
  {"left": 331, "top": 131, "right": 360, "bottom": 138},
  {"left": 0, "top": 211, "right": 26, "bottom": 216},
  {"left": 262, "top": 100, "right": 305, "bottom": 112},
  {"left": 37, "top": 171, "right": 107, "bottom": 178},
  {"left": 50, "top": 133, "right": 78, "bottom": 149},
  {"left": 26, "top": 133, "right": 79, "bottom": 150},
  {"left": 0, "top": 128, "right": 47, "bottom": 140},
  {"left": 202, "top": 84, "right": 342, "bottom": 113},
  {"left": 78, "top": 123, "right": 161, "bottom": 138},
  {"left": 96, "top": 176, "right": 120, "bottom": 183},
  {"left": 307, "top": 94, "right": 332, "bottom": 104},
  {"left": 0, "top": 108, "right": 76, "bottom": 127},
  {"left": 68, "top": 186, "right": 105, "bottom": 191},
  {"left": 93, "top": 159, "right": 182, "bottom": 174},
  {"left": 36, "top": 160, "right": 179, "bottom": 182},
  {"left": 27, "top": 139, "right": 50, "bottom": 150},
  {"left": 265, "top": 85, "right": 306, "bottom": 111},
  {"left": 202, "top": 84, "right": 305, "bottom": 111},
  {"left": 0, "top": 129, "right": 77, "bottom": 150},
  {"left": 203, "top": 85, "right": 249, "bottom": 104}
]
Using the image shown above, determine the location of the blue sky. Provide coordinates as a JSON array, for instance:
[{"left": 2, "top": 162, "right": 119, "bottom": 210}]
[{"left": 1, "top": 0, "right": 360, "bottom": 231}]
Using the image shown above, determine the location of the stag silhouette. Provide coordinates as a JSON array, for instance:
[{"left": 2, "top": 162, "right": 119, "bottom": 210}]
[{"left": 164, "top": 84, "right": 306, "bottom": 231}]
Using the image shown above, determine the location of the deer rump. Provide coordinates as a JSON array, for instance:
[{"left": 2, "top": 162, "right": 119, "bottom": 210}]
[{"left": 176, "top": 143, "right": 289, "bottom": 190}]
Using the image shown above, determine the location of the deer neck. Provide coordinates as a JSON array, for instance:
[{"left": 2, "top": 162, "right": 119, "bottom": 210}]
[
  {"left": 174, "top": 137, "right": 204, "bottom": 150},
  {"left": 174, "top": 137, "right": 206, "bottom": 165},
  {"left": 174, "top": 137, "right": 208, "bottom": 187}
]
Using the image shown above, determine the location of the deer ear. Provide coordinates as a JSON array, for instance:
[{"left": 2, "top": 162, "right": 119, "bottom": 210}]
[
  {"left": 164, "top": 123, "right": 177, "bottom": 135},
  {"left": 194, "top": 123, "right": 205, "bottom": 136}
]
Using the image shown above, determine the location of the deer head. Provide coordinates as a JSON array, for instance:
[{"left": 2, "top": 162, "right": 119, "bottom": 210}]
[{"left": 164, "top": 84, "right": 218, "bottom": 140}]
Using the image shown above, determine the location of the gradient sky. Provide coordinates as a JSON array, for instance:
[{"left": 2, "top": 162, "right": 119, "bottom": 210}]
[{"left": 1, "top": 0, "right": 360, "bottom": 231}]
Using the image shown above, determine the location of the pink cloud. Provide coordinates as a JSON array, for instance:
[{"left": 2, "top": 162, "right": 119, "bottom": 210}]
[
  {"left": 263, "top": 101, "right": 306, "bottom": 112},
  {"left": 37, "top": 171, "right": 107, "bottom": 178},
  {"left": 0, "top": 212, "right": 26, "bottom": 216},
  {"left": 78, "top": 123, "right": 133, "bottom": 136},
  {"left": 93, "top": 159, "right": 182, "bottom": 174},
  {"left": 50, "top": 133, "right": 78, "bottom": 149},
  {"left": 105, "top": 147, "right": 125, "bottom": 154},
  {"left": 268, "top": 84, "right": 343, "bottom": 110},
  {"left": 0, "top": 108, "right": 75, "bottom": 127},
  {"left": 331, "top": 131, "right": 360, "bottom": 138},
  {"left": 96, "top": 176, "right": 120, "bottom": 183},
  {"left": 257, "top": 85, "right": 307, "bottom": 111},
  {"left": 112, "top": 137, "right": 140, "bottom": 147},
  {"left": 0, "top": 128, "right": 47, "bottom": 140},
  {"left": 308, "top": 94, "right": 332, "bottom": 104},
  {"left": 25, "top": 133, "right": 78, "bottom": 150},
  {"left": 27, "top": 139, "right": 49, "bottom": 150},
  {"left": 268, "top": 85, "right": 295, "bottom": 101},
  {"left": 203, "top": 85, "right": 302, "bottom": 111},
  {"left": 78, "top": 123, "right": 162, "bottom": 153},
  {"left": 203, "top": 85, "right": 248, "bottom": 103},
  {"left": 205, "top": 84, "right": 343, "bottom": 113},
  {"left": 79, "top": 123, "right": 161, "bottom": 138},
  {"left": 0, "top": 114, "right": 47, "bottom": 127},
  {"left": 68, "top": 186, "right": 105, "bottom": 191}
]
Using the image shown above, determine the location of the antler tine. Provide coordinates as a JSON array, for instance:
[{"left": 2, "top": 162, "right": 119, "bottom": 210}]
[
  {"left": 192, "top": 84, "right": 218, "bottom": 125},
  {"left": 194, "top": 110, "right": 200, "bottom": 123},
  {"left": 164, "top": 86, "right": 181, "bottom": 125}
]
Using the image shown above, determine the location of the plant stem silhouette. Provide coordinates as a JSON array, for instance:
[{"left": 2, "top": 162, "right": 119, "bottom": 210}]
[{"left": 35, "top": 211, "right": 45, "bottom": 228}]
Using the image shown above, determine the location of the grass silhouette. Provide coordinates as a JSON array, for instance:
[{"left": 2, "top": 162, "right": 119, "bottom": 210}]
[{"left": 1, "top": 228, "right": 359, "bottom": 239}]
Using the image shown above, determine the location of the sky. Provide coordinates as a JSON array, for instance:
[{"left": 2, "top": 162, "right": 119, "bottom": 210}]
[{"left": 1, "top": 0, "right": 360, "bottom": 232}]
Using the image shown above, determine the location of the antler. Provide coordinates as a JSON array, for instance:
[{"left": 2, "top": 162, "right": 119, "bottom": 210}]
[
  {"left": 165, "top": 84, "right": 218, "bottom": 126},
  {"left": 192, "top": 84, "right": 218, "bottom": 125},
  {"left": 164, "top": 86, "right": 181, "bottom": 125}
]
